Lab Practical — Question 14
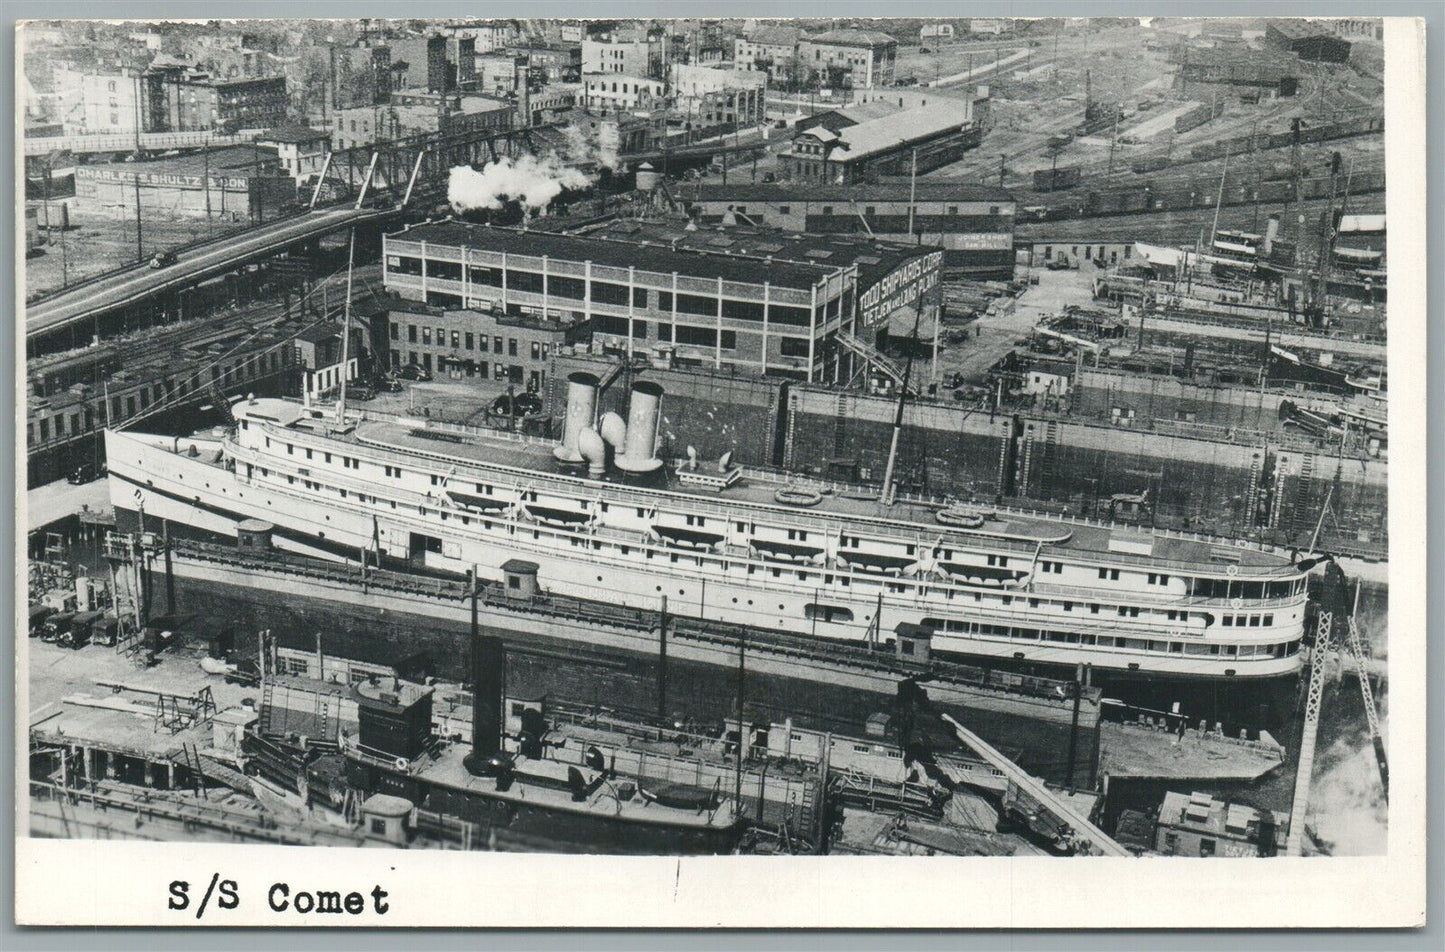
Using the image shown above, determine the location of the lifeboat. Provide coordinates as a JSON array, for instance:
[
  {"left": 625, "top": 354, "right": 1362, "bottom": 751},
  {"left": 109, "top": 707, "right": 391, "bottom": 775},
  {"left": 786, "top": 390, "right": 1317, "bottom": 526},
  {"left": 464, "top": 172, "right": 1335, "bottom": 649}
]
[
  {"left": 936, "top": 506, "right": 988, "bottom": 529},
  {"left": 446, "top": 489, "right": 511, "bottom": 513},
  {"left": 838, "top": 551, "right": 918, "bottom": 575},
  {"left": 775, "top": 486, "right": 824, "bottom": 507},
  {"left": 938, "top": 563, "right": 1028, "bottom": 586},
  {"left": 524, "top": 503, "right": 592, "bottom": 529},
  {"left": 653, "top": 524, "right": 725, "bottom": 550},
  {"left": 750, "top": 538, "right": 825, "bottom": 564}
]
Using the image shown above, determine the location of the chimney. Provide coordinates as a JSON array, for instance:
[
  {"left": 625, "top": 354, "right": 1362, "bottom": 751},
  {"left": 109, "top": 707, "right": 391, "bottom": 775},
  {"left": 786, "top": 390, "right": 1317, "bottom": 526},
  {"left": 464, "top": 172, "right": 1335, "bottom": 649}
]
[
  {"left": 615, "top": 381, "right": 665, "bottom": 473},
  {"left": 463, "top": 635, "right": 507, "bottom": 775},
  {"left": 1264, "top": 215, "right": 1280, "bottom": 256},
  {"left": 553, "top": 372, "right": 600, "bottom": 462}
]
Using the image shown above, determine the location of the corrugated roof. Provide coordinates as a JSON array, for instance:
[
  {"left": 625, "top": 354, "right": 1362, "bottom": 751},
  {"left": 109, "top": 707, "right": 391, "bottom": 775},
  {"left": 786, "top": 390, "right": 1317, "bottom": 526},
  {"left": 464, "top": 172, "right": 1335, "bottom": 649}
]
[
  {"left": 259, "top": 124, "right": 328, "bottom": 143},
  {"left": 830, "top": 102, "right": 972, "bottom": 163},
  {"left": 390, "top": 221, "right": 839, "bottom": 290}
]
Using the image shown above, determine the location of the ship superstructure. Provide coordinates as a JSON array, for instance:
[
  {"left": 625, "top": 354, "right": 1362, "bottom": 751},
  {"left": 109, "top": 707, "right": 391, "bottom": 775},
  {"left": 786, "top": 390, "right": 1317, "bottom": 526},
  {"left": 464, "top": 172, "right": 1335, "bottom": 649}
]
[{"left": 105, "top": 375, "right": 1309, "bottom": 681}]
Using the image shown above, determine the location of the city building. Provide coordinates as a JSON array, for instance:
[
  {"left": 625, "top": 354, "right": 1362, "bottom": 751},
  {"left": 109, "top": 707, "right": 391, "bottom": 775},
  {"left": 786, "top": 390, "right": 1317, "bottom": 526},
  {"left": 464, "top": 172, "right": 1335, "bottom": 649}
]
[
  {"left": 390, "top": 33, "right": 475, "bottom": 92},
  {"left": 475, "top": 54, "right": 525, "bottom": 98},
  {"left": 508, "top": 43, "right": 583, "bottom": 85},
  {"left": 526, "top": 84, "right": 580, "bottom": 126},
  {"left": 332, "top": 41, "right": 394, "bottom": 107},
  {"left": 55, "top": 68, "right": 145, "bottom": 136},
  {"left": 733, "top": 25, "right": 803, "bottom": 85},
  {"left": 169, "top": 75, "right": 289, "bottom": 132},
  {"left": 670, "top": 64, "right": 766, "bottom": 127},
  {"left": 382, "top": 220, "right": 941, "bottom": 382},
  {"left": 1175, "top": 49, "right": 1300, "bottom": 99},
  {"left": 386, "top": 304, "right": 573, "bottom": 392},
  {"left": 1264, "top": 20, "right": 1352, "bottom": 64},
  {"left": 920, "top": 23, "right": 957, "bottom": 42},
  {"left": 256, "top": 124, "right": 330, "bottom": 184},
  {"left": 73, "top": 146, "right": 295, "bottom": 222},
  {"left": 968, "top": 19, "right": 1016, "bottom": 35},
  {"left": 293, "top": 323, "right": 365, "bottom": 399},
  {"left": 582, "top": 27, "right": 665, "bottom": 80},
  {"left": 799, "top": 29, "right": 898, "bottom": 89},
  {"left": 581, "top": 73, "right": 665, "bottom": 113},
  {"left": 687, "top": 181, "right": 1016, "bottom": 279},
  {"left": 328, "top": 93, "right": 511, "bottom": 151},
  {"left": 1154, "top": 792, "right": 1286, "bottom": 858},
  {"left": 1328, "top": 18, "right": 1384, "bottom": 41},
  {"left": 783, "top": 99, "right": 982, "bottom": 185}
]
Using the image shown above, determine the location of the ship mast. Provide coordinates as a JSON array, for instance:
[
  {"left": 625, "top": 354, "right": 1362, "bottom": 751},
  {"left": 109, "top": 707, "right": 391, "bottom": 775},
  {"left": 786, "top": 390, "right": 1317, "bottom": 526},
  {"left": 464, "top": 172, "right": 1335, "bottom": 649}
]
[
  {"left": 335, "top": 227, "right": 357, "bottom": 427},
  {"left": 880, "top": 295, "right": 924, "bottom": 505}
]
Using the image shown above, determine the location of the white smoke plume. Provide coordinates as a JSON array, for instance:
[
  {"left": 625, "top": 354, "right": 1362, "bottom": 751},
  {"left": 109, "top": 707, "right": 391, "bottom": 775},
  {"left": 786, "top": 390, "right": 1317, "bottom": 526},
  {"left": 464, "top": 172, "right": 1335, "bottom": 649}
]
[
  {"left": 448, "top": 153, "right": 590, "bottom": 214},
  {"left": 447, "top": 121, "right": 623, "bottom": 215},
  {"left": 1307, "top": 690, "right": 1388, "bottom": 856},
  {"left": 561, "top": 121, "right": 621, "bottom": 170}
]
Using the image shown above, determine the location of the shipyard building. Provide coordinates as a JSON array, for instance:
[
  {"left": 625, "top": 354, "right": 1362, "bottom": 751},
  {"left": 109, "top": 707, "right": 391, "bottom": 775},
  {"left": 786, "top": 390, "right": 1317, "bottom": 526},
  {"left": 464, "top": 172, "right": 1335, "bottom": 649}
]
[
  {"left": 687, "top": 182, "right": 1016, "bottom": 280},
  {"left": 382, "top": 220, "right": 943, "bottom": 383}
]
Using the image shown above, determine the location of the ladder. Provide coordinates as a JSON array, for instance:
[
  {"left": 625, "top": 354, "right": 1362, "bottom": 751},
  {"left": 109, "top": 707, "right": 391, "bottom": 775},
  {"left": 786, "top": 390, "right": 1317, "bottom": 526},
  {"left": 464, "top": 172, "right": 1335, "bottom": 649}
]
[
  {"left": 258, "top": 680, "right": 276, "bottom": 737},
  {"left": 1344, "top": 615, "right": 1388, "bottom": 799},
  {"left": 1292, "top": 454, "right": 1316, "bottom": 540},
  {"left": 1286, "top": 609, "right": 1334, "bottom": 855}
]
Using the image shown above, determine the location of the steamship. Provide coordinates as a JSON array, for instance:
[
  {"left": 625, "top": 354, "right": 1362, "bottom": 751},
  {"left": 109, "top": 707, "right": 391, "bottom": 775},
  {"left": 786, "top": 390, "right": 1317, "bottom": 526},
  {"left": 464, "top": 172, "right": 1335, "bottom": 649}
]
[{"left": 105, "top": 374, "right": 1310, "bottom": 686}]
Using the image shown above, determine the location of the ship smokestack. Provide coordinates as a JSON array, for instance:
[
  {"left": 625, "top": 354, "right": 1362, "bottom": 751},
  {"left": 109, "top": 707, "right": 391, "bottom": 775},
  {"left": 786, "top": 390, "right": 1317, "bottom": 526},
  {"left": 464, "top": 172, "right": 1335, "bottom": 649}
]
[
  {"left": 615, "top": 381, "right": 665, "bottom": 473},
  {"left": 464, "top": 634, "right": 507, "bottom": 775},
  {"left": 554, "top": 372, "right": 599, "bottom": 463}
]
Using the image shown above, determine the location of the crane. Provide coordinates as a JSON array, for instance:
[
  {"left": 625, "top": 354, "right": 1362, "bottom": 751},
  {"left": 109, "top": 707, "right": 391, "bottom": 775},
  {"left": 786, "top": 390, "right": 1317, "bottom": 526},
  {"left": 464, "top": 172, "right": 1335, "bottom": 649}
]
[
  {"left": 1286, "top": 608, "right": 1335, "bottom": 855},
  {"left": 941, "top": 713, "right": 1130, "bottom": 857}
]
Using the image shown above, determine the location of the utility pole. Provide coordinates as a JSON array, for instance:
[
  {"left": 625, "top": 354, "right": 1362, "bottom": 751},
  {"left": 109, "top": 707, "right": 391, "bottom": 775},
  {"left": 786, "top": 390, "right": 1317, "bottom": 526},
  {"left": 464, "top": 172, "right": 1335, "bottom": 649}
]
[
  {"left": 203, "top": 138, "right": 213, "bottom": 237},
  {"left": 134, "top": 176, "right": 144, "bottom": 262},
  {"left": 907, "top": 148, "right": 918, "bottom": 241}
]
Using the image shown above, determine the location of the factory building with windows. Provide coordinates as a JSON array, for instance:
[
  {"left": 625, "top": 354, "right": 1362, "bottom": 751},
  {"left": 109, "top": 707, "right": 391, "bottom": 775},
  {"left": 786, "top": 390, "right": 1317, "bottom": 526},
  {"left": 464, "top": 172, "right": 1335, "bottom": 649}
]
[{"left": 382, "top": 220, "right": 942, "bottom": 383}]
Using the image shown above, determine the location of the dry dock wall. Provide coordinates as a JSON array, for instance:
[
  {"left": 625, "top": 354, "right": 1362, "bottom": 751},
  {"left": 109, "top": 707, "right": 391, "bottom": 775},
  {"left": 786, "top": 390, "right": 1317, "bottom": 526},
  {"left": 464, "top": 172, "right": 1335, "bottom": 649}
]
[{"left": 783, "top": 386, "right": 1386, "bottom": 555}]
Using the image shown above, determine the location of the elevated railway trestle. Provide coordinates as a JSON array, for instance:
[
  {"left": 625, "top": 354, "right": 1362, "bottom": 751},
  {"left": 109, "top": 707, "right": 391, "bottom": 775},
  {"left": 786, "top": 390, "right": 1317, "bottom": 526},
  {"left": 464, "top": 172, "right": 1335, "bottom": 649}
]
[{"left": 310, "top": 123, "right": 559, "bottom": 212}]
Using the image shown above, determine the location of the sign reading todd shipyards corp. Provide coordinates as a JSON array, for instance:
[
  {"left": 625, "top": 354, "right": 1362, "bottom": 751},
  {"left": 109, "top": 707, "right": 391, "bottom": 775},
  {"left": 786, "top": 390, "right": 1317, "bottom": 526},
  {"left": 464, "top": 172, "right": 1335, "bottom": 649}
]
[{"left": 858, "top": 251, "right": 944, "bottom": 328}]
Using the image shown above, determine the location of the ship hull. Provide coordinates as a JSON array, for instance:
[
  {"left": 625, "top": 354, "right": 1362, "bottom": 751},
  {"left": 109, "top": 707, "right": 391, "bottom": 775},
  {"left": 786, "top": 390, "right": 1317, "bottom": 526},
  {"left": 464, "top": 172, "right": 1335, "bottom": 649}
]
[{"left": 106, "top": 425, "right": 1305, "bottom": 684}]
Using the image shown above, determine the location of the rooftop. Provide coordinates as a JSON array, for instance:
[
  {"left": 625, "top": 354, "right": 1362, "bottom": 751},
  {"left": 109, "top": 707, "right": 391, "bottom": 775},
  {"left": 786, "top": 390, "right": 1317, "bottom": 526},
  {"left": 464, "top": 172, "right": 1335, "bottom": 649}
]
[
  {"left": 580, "top": 219, "right": 941, "bottom": 291},
  {"left": 826, "top": 102, "right": 974, "bottom": 163},
  {"left": 259, "top": 123, "right": 329, "bottom": 143},
  {"left": 388, "top": 220, "right": 844, "bottom": 291},
  {"left": 743, "top": 26, "right": 803, "bottom": 47},
  {"left": 807, "top": 29, "right": 898, "bottom": 48},
  {"left": 692, "top": 181, "right": 1014, "bottom": 204},
  {"left": 1266, "top": 19, "right": 1344, "bottom": 41}
]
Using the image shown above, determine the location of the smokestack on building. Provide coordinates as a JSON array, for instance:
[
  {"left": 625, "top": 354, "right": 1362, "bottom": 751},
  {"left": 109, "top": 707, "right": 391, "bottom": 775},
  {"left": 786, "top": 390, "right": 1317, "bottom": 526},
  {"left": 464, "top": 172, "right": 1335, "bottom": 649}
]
[
  {"left": 615, "top": 381, "right": 665, "bottom": 473},
  {"left": 515, "top": 55, "right": 531, "bottom": 128},
  {"left": 554, "top": 372, "right": 600, "bottom": 462},
  {"left": 464, "top": 635, "right": 507, "bottom": 776},
  {"left": 1265, "top": 215, "right": 1281, "bottom": 256}
]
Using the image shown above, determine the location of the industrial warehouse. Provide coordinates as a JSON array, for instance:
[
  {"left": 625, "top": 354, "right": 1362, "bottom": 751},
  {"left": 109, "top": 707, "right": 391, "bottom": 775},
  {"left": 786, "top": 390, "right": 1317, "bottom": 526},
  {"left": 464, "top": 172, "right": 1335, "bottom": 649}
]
[{"left": 17, "top": 13, "right": 1427, "bottom": 932}]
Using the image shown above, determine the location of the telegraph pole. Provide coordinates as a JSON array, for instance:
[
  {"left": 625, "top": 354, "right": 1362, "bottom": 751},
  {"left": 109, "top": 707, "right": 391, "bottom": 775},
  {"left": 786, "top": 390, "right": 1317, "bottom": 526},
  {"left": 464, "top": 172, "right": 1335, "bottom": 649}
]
[{"left": 134, "top": 177, "right": 144, "bottom": 262}]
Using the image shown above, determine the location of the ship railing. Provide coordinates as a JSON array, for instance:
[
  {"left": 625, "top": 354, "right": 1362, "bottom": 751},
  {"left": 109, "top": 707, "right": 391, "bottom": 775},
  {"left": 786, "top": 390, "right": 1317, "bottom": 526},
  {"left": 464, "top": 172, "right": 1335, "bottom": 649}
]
[
  {"left": 1027, "top": 580, "right": 1305, "bottom": 610},
  {"left": 352, "top": 406, "right": 559, "bottom": 448},
  {"left": 240, "top": 421, "right": 1302, "bottom": 579}
]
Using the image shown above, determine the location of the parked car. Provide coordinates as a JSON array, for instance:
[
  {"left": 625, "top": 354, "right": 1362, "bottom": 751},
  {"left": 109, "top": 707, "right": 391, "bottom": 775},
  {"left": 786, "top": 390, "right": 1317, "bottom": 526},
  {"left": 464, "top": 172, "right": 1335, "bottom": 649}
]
[
  {"left": 345, "top": 382, "right": 376, "bottom": 402},
  {"left": 399, "top": 363, "right": 433, "bottom": 382},
  {"left": 148, "top": 249, "right": 178, "bottom": 269},
  {"left": 377, "top": 375, "right": 404, "bottom": 393}
]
